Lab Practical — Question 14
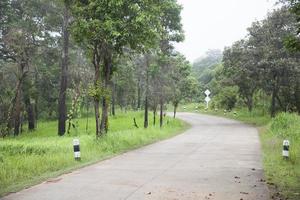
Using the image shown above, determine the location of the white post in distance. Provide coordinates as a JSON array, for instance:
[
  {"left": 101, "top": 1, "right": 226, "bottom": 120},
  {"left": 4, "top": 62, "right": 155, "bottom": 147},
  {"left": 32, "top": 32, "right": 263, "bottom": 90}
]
[
  {"left": 204, "top": 89, "right": 211, "bottom": 109},
  {"left": 282, "top": 140, "right": 290, "bottom": 159},
  {"left": 73, "top": 139, "right": 81, "bottom": 161}
]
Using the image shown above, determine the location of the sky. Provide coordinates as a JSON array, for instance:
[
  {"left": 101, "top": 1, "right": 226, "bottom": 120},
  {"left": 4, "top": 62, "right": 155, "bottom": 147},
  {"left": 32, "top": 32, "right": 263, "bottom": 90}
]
[{"left": 175, "top": 0, "right": 277, "bottom": 62}]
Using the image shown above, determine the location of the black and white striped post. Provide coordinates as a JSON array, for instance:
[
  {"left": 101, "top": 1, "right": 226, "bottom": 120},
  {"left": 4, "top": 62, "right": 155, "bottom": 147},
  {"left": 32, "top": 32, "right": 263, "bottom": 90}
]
[
  {"left": 73, "top": 139, "right": 81, "bottom": 161},
  {"left": 282, "top": 140, "right": 290, "bottom": 159}
]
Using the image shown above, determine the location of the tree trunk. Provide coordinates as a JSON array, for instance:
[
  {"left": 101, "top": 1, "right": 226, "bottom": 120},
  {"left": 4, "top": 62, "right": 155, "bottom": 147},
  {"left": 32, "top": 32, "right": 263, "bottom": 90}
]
[
  {"left": 144, "top": 96, "right": 148, "bottom": 128},
  {"left": 153, "top": 105, "right": 157, "bottom": 126},
  {"left": 11, "top": 64, "right": 26, "bottom": 136},
  {"left": 173, "top": 102, "right": 178, "bottom": 118},
  {"left": 94, "top": 99, "right": 100, "bottom": 135},
  {"left": 112, "top": 81, "right": 116, "bottom": 116},
  {"left": 34, "top": 68, "right": 39, "bottom": 125},
  {"left": 24, "top": 95, "right": 35, "bottom": 130},
  {"left": 13, "top": 83, "right": 22, "bottom": 136},
  {"left": 271, "top": 86, "right": 277, "bottom": 118},
  {"left": 23, "top": 76, "right": 35, "bottom": 131},
  {"left": 246, "top": 96, "right": 253, "bottom": 112},
  {"left": 144, "top": 55, "right": 150, "bottom": 128},
  {"left": 58, "top": 3, "right": 70, "bottom": 136},
  {"left": 85, "top": 97, "right": 89, "bottom": 134},
  {"left": 160, "top": 99, "right": 163, "bottom": 128},
  {"left": 100, "top": 53, "right": 112, "bottom": 134},
  {"left": 94, "top": 63, "right": 101, "bottom": 136},
  {"left": 137, "top": 78, "right": 141, "bottom": 110}
]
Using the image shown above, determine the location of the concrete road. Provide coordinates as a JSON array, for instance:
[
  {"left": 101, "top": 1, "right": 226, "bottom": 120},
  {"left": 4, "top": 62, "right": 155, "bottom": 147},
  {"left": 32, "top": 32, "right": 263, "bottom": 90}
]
[{"left": 2, "top": 113, "right": 269, "bottom": 200}]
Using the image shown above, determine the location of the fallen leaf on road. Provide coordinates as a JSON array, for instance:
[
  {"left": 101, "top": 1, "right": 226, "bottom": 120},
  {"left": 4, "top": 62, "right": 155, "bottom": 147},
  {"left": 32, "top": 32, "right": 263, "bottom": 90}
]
[{"left": 240, "top": 192, "right": 249, "bottom": 195}]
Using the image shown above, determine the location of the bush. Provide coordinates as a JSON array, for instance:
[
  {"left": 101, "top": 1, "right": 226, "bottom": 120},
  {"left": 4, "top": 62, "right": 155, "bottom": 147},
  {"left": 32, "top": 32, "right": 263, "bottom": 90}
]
[{"left": 213, "top": 86, "right": 238, "bottom": 111}]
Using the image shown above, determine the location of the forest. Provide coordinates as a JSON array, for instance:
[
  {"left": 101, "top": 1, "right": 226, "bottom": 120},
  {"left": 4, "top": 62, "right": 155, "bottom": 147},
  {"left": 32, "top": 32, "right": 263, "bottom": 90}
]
[
  {"left": 0, "top": 0, "right": 198, "bottom": 137},
  {"left": 0, "top": 0, "right": 299, "bottom": 137},
  {"left": 0, "top": 0, "right": 300, "bottom": 199}
]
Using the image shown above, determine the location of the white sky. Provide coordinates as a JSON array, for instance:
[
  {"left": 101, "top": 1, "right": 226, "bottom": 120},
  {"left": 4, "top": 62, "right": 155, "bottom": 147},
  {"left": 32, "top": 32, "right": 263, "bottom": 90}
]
[{"left": 175, "top": 0, "right": 277, "bottom": 62}]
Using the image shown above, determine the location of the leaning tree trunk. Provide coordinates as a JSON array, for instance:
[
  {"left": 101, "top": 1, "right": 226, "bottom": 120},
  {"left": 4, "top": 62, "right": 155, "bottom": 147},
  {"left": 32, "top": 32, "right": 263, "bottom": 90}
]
[
  {"left": 100, "top": 53, "right": 112, "bottom": 134},
  {"left": 160, "top": 98, "right": 163, "bottom": 128},
  {"left": 58, "top": 3, "right": 70, "bottom": 136},
  {"left": 10, "top": 63, "right": 26, "bottom": 136}
]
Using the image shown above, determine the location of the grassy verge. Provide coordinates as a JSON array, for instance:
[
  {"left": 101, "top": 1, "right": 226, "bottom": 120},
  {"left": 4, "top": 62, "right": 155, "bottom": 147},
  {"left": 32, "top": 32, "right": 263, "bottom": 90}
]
[
  {"left": 174, "top": 103, "right": 300, "bottom": 200},
  {"left": 260, "top": 113, "right": 300, "bottom": 200},
  {"left": 0, "top": 111, "right": 188, "bottom": 197}
]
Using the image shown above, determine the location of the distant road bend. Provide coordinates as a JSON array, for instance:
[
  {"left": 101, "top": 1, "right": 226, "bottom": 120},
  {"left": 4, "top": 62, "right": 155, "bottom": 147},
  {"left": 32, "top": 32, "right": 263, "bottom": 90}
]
[{"left": 3, "top": 112, "right": 269, "bottom": 200}]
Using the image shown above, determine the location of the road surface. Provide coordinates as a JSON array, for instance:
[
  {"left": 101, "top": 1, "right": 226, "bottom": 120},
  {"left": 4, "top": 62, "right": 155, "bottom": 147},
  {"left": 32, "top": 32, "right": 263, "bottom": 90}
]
[{"left": 2, "top": 113, "right": 269, "bottom": 200}]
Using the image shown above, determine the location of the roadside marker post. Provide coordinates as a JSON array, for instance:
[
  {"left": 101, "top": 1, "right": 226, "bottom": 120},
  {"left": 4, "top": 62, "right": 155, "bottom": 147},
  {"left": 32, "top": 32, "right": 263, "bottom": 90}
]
[
  {"left": 73, "top": 139, "right": 81, "bottom": 161},
  {"left": 204, "top": 89, "right": 211, "bottom": 109},
  {"left": 282, "top": 140, "right": 290, "bottom": 159}
]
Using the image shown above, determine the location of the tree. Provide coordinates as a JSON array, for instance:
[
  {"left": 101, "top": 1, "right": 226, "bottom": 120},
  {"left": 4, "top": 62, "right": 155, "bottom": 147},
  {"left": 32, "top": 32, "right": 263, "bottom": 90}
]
[
  {"left": 248, "top": 8, "right": 300, "bottom": 116},
  {"left": 223, "top": 40, "right": 260, "bottom": 112},
  {"left": 72, "top": 0, "right": 167, "bottom": 136},
  {"left": 0, "top": 0, "right": 51, "bottom": 135},
  {"left": 58, "top": 0, "right": 71, "bottom": 136},
  {"left": 169, "top": 53, "right": 194, "bottom": 118},
  {"left": 220, "top": 7, "right": 300, "bottom": 116}
]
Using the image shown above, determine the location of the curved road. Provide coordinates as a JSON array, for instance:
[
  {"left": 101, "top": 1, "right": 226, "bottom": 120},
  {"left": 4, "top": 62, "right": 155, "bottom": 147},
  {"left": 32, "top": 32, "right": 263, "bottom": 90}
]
[{"left": 3, "top": 113, "right": 269, "bottom": 200}]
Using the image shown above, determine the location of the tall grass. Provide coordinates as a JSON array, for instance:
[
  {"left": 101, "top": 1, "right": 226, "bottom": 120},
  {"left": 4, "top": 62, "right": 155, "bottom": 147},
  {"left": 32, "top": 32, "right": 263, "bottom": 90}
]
[
  {"left": 0, "top": 111, "right": 187, "bottom": 197},
  {"left": 261, "top": 113, "right": 300, "bottom": 200}
]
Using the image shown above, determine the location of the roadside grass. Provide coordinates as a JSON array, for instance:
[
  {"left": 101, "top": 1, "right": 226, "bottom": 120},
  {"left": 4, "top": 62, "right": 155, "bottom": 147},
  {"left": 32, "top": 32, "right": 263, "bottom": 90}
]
[
  {"left": 0, "top": 111, "right": 188, "bottom": 197},
  {"left": 171, "top": 103, "right": 271, "bottom": 126},
  {"left": 261, "top": 113, "right": 300, "bottom": 200},
  {"left": 174, "top": 103, "right": 300, "bottom": 200}
]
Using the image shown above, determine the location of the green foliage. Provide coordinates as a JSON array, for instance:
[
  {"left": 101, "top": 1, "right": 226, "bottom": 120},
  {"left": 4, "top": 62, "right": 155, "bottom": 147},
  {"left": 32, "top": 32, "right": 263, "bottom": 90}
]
[
  {"left": 71, "top": 0, "right": 180, "bottom": 53},
  {"left": 284, "top": 34, "right": 300, "bottom": 52},
  {"left": 281, "top": 0, "right": 300, "bottom": 51},
  {"left": 88, "top": 82, "right": 111, "bottom": 102},
  {"left": 189, "top": 7, "right": 300, "bottom": 117},
  {"left": 212, "top": 86, "right": 239, "bottom": 111}
]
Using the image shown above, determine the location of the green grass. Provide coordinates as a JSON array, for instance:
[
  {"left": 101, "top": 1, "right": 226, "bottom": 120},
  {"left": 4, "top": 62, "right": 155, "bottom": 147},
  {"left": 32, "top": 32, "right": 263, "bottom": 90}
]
[
  {"left": 260, "top": 113, "right": 300, "bottom": 200},
  {"left": 0, "top": 111, "right": 188, "bottom": 197},
  {"left": 171, "top": 103, "right": 271, "bottom": 126},
  {"left": 176, "top": 103, "right": 300, "bottom": 200}
]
